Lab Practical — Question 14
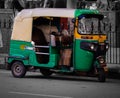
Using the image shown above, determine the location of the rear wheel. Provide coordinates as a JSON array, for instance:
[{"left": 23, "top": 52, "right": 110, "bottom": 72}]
[
  {"left": 98, "top": 69, "right": 106, "bottom": 82},
  {"left": 11, "top": 61, "right": 26, "bottom": 78},
  {"left": 40, "top": 68, "right": 53, "bottom": 77}
]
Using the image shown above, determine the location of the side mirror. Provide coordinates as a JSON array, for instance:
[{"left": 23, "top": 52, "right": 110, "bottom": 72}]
[{"left": 72, "top": 18, "right": 75, "bottom": 23}]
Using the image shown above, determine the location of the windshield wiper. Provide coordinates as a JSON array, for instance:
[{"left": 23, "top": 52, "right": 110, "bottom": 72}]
[
  {"left": 91, "top": 22, "right": 93, "bottom": 34},
  {"left": 98, "top": 20, "right": 102, "bottom": 34}
]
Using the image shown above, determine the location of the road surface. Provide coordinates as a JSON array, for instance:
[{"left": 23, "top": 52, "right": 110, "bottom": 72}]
[{"left": 0, "top": 69, "right": 120, "bottom": 98}]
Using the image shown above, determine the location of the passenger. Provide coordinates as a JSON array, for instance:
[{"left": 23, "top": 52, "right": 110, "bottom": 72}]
[
  {"left": 50, "top": 31, "right": 62, "bottom": 48},
  {"left": 59, "top": 29, "right": 72, "bottom": 70},
  {"left": 50, "top": 31, "right": 57, "bottom": 47},
  {"left": 36, "top": 25, "right": 58, "bottom": 43}
]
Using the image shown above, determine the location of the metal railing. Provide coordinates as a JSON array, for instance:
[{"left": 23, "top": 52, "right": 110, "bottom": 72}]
[
  {"left": 106, "top": 24, "right": 120, "bottom": 64},
  {"left": 35, "top": 45, "right": 49, "bottom": 55},
  {"left": 100, "top": 10, "right": 120, "bottom": 64}
]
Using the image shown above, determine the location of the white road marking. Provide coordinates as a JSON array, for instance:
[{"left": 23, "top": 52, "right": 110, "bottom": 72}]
[{"left": 9, "top": 91, "right": 73, "bottom": 98}]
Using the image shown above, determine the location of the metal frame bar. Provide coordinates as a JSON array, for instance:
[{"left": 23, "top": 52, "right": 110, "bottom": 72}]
[{"left": 35, "top": 45, "right": 49, "bottom": 55}]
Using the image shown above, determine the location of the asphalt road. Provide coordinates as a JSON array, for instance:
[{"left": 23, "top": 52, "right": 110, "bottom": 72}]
[{"left": 0, "top": 69, "right": 120, "bottom": 98}]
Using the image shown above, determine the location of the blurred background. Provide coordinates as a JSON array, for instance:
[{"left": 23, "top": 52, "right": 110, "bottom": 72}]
[{"left": 0, "top": 0, "right": 120, "bottom": 66}]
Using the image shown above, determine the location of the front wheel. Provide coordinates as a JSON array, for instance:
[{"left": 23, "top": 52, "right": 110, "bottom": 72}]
[
  {"left": 11, "top": 61, "right": 26, "bottom": 78},
  {"left": 98, "top": 69, "right": 106, "bottom": 82},
  {"left": 40, "top": 68, "right": 53, "bottom": 77}
]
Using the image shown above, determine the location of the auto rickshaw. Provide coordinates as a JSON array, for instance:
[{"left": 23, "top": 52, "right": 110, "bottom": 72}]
[{"left": 7, "top": 8, "right": 109, "bottom": 82}]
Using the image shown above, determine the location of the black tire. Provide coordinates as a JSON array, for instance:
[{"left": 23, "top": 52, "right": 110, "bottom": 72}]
[
  {"left": 98, "top": 69, "right": 106, "bottom": 82},
  {"left": 40, "top": 68, "right": 53, "bottom": 77},
  {"left": 11, "top": 61, "right": 26, "bottom": 78}
]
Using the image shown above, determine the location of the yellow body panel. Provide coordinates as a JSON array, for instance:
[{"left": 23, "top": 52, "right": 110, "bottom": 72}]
[
  {"left": 74, "top": 19, "right": 107, "bottom": 42},
  {"left": 75, "top": 33, "right": 106, "bottom": 43}
]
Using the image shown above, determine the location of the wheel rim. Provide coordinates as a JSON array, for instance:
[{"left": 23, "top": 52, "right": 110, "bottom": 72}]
[{"left": 14, "top": 64, "right": 22, "bottom": 75}]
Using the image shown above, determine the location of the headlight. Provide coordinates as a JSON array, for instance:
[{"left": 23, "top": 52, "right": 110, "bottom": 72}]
[
  {"left": 90, "top": 44, "right": 98, "bottom": 51},
  {"left": 90, "top": 44, "right": 95, "bottom": 50},
  {"left": 80, "top": 41, "right": 98, "bottom": 52}
]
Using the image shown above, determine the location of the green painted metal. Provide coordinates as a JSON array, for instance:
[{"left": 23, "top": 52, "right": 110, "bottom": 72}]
[
  {"left": 75, "top": 9, "right": 99, "bottom": 18},
  {"left": 8, "top": 40, "right": 32, "bottom": 65},
  {"left": 8, "top": 40, "right": 59, "bottom": 68},
  {"left": 73, "top": 39, "right": 94, "bottom": 71}
]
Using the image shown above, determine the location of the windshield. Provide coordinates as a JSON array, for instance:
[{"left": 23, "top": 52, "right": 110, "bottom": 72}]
[{"left": 78, "top": 15, "right": 104, "bottom": 34}]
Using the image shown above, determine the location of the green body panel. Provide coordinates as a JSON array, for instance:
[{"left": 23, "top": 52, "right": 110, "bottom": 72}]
[
  {"left": 8, "top": 40, "right": 59, "bottom": 68},
  {"left": 75, "top": 9, "right": 99, "bottom": 18},
  {"left": 8, "top": 40, "right": 32, "bottom": 65},
  {"left": 73, "top": 39, "right": 94, "bottom": 71},
  {"left": 9, "top": 39, "right": 95, "bottom": 71}
]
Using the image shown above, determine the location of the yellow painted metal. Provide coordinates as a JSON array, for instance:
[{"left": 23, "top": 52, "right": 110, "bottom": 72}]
[
  {"left": 74, "top": 20, "right": 107, "bottom": 43},
  {"left": 75, "top": 34, "right": 106, "bottom": 43}
]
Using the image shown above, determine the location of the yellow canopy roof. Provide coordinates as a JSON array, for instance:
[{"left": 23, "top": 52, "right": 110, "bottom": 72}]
[
  {"left": 11, "top": 8, "right": 75, "bottom": 42},
  {"left": 15, "top": 8, "right": 75, "bottom": 21},
  {"left": 11, "top": 8, "right": 99, "bottom": 42}
]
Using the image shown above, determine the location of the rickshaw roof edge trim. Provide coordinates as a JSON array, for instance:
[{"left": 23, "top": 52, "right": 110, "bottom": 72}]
[
  {"left": 15, "top": 8, "right": 100, "bottom": 21},
  {"left": 75, "top": 9, "right": 99, "bottom": 18},
  {"left": 15, "top": 8, "right": 75, "bottom": 21}
]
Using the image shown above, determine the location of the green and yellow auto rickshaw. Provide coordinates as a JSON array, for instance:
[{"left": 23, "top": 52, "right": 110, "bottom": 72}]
[{"left": 7, "top": 8, "right": 109, "bottom": 82}]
